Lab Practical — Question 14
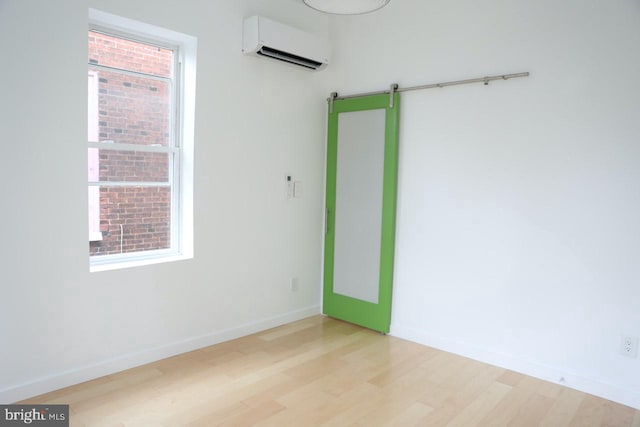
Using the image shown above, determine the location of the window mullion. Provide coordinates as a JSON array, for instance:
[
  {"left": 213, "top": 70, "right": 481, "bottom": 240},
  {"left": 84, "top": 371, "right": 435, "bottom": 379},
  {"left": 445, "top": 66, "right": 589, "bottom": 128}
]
[
  {"left": 89, "top": 181, "right": 170, "bottom": 187},
  {"left": 88, "top": 63, "right": 173, "bottom": 82},
  {"left": 87, "top": 142, "right": 177, "bottom": 154}
]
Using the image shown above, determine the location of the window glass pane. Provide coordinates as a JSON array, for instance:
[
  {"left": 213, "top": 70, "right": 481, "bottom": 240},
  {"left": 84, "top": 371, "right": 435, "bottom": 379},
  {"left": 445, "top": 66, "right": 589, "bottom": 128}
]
[
  {"left": 88, "top": 31, "right": 173, "bottom": 78},
  {"left": 89, "top": 186, "right": 171, "bottom": 256},
  {"left": 88, "top": 68, "right": 171, "bottom": 147},
  {"left": 89, "top": 149, "right": 170, "bottom": 182}
]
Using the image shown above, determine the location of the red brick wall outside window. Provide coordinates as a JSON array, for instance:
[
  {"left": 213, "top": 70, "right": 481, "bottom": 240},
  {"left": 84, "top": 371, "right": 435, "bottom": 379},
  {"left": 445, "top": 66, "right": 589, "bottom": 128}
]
[{"left": 88, "top": 31, "right": 175, "bottom": 256}]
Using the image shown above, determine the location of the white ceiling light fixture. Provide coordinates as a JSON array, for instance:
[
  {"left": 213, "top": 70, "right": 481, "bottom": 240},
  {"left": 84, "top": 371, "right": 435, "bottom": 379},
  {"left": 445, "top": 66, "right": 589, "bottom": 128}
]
[{"left": 303, "top": 0, "right": 390, "bottom": 15}]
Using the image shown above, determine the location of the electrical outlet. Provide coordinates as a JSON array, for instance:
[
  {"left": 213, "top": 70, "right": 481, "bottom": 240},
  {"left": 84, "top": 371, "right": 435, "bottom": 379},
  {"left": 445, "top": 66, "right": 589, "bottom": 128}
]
[
  {"left": 290, "top": 277, "right": 299, "bottom": 292},
  {"left": 620, "top": 335, "right": 639, "bottom": 358}
]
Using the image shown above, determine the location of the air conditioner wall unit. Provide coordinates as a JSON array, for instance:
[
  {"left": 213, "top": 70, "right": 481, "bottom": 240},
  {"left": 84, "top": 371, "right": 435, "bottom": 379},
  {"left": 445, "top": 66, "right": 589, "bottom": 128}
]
[{"left": 242, "top": 15, "right": 330, "bottom": 71}]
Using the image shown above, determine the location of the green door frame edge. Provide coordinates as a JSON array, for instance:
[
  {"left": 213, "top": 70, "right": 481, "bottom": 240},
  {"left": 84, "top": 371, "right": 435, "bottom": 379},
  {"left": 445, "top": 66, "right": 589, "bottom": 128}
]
[{"left": 322, "top": 93, "right": 400, "bottom": 333}]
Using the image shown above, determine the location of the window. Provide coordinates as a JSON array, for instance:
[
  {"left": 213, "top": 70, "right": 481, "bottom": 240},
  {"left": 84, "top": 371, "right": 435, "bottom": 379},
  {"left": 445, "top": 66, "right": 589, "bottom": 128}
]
[{"left": 88, "top": 10, "right": 196, "bottom": 271}]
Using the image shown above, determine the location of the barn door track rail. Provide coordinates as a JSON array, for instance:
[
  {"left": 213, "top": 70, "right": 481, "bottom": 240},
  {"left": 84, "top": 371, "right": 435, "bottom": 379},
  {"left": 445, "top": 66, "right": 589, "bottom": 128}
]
[{"left": 328, "top": 71, "right": 530, "bottom": 113}]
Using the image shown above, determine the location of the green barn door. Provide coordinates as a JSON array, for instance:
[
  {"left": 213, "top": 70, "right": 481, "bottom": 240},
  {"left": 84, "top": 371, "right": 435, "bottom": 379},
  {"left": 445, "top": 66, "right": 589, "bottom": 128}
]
[{"left": 323, "top": 93, "right": 400, "bottom": 334}]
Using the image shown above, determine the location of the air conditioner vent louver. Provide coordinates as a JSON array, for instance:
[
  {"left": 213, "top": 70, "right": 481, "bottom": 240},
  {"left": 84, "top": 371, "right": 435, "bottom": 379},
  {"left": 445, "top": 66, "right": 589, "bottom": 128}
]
[
  {"left": 243, "top": 16, "right": 330, "bottom": 71},
  {"left": 257, "top": 46, "right": 323, "bottom": 70}
]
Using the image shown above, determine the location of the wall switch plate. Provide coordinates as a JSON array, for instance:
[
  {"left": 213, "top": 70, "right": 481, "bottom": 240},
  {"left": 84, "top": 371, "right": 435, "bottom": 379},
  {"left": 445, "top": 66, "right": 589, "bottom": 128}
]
[
  {"left": 620, "top": 335, "right": 639, "bottom": 358},
  {"left": 285, "top": 174, "right": 293, "bottom": 199}
]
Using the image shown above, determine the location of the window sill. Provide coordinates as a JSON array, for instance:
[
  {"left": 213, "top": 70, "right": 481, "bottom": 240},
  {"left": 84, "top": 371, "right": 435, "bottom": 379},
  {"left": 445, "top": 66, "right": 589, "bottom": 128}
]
[{"left": 90, "top": 253, "right": 192, "bottom": 272}]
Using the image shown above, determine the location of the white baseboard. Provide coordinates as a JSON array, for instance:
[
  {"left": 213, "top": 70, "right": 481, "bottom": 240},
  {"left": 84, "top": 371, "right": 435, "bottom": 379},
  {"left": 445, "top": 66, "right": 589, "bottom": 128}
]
[
  {"left": 391, "top": 323, "right": 640, "bottom": 410},
  {"left": 0, "top": 305, "right": 321, "bottom": 404}
]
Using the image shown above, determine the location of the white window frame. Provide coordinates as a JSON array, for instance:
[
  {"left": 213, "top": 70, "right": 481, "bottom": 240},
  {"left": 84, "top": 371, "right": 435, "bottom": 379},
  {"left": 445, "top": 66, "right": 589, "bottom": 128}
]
[
  {"left": 88, "top": 9, "right": 196, "bottom": 272},
  {"left": 88, "top": 69, "right": 102, "bottom": 242}
]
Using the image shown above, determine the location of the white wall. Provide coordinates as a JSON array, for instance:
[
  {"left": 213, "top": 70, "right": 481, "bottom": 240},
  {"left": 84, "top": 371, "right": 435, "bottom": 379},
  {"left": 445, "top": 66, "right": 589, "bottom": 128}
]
[
  {"left": 323, "top": 0, "right": 640, "bottom": 409},
  {"left": 3, "top": 0, "right": 639, "bottom": 410},
  {"left": 0, "top": 0, "right": 328, "bottom": 403}
]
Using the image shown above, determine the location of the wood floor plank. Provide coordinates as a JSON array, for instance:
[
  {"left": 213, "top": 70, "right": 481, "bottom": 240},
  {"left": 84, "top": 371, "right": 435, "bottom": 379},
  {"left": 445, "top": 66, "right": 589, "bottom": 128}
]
[
  {"left": 496, "top": 370, "right": 525, "bottom": 387},
  {"left": 316, "top": 382, "right": 384, "bottom": 426},
  {"left": 506, "top": 393, "right": 555, "bottom": 427},
  {"left": 413, "top": 366, "right": 504, "bottom": 426},
  {"left": 444, "top": 364, "right": 507, "bottom": 410},
  {"left": 366, "top": 346, "right": 438, "bottom": 387},
  {"left": 256, "top": 391, "right": 336, "bottom": 427},
  {"left": 213, "top": 400, "right": 286, "bottom": 427},
  {"left": 600, "top": 400, "right": 636, "bottom": 427},
  {"left": 446, "top": 381, "right": 513, "bottom": 427},
  {"left": 538, "top": 387, "right": 586, "bottom": 427},
  {"left": 569, "top": 394, "right": 607, "bottom": 426},
  {"left": 18, "top": 316, "right": 639, "bottom": 426},
  {"left": 385, "top": 401, "right": 434, "bottom": 426},
  {"left": 535, "top": 379, "right": 564, "bottom": 400},
  {"left": 475, "top": 375, "right": 547, "bottom": 427}
]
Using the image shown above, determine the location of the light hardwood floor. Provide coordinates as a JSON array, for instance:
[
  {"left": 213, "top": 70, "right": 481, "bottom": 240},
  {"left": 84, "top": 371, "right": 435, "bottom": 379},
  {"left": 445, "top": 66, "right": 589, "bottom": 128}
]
[{"left": 22, "top": 316, "right": 640, "bottom": 426}]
